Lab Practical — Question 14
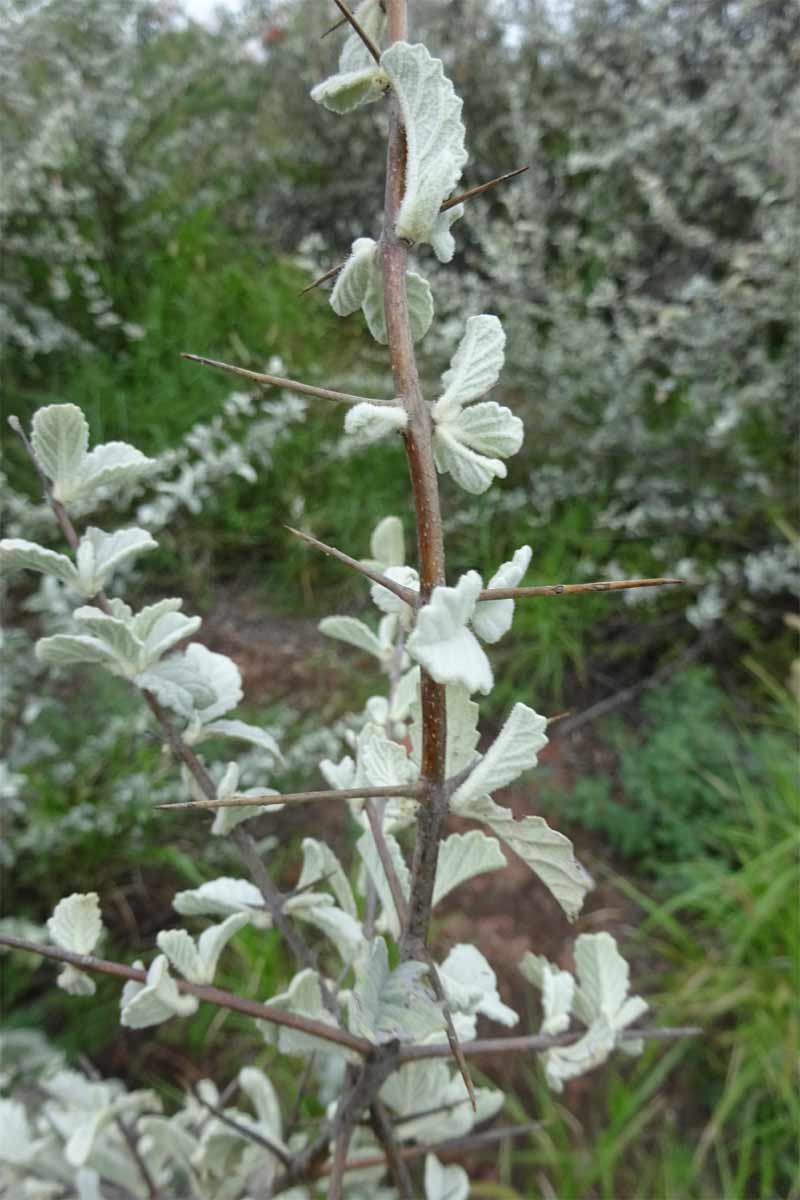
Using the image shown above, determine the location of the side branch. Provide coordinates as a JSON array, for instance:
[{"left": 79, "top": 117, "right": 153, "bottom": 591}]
[
  {"left": 398, "top": 1024, "right": 703, "bottom": 1062},
  {"left": 479, "top": 577, "right": 685, "bottom": 601},
  {"left": 181, "top": 353, "right": 391, "bottom": 407},
  {"left": 0, "top": 933, "right": 371, "bottom": 1055},
  {"left": 286, "top": 525, "right": 418, "bottom": 604},
  {"left": 158, "top": 783, "right": 423, "bottom": 812}
]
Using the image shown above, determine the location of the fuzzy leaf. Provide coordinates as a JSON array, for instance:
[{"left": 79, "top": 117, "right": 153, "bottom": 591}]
[
  {"left": 172, "top": 877, "right": 270, "bottom": 927},
  {"left": 572, "top": 932, "right": 649, "bottom": 1031},
  {"left": 344, "top": 403, "right": 408, "bottom": 446},
  {"left": 156, "top": 913, "right": 250, "bottom": 984},
  {"left": 319, "top": 615, "right": 386, "bottom": 661},
  {"left": 120, "top": 955, "right": 199, "bottom": 1028},
  {"left": 406, "top": 571, "right": 492, "bottom": 694},
  {"left": 356, "top": 829, "right": 410, "bottom": 937},
  {"left": 56, "top": 964, "right": 97, "bottom": 997},
  {"left": 31, "top": 404, "right": 88, "bottom": 503},
  {"left": 519, "top": 952, "right": 575, "bottom": 1036},
  {"left": 370, "top": 565, "right": 419, "bottom": 624},
  {"left": 432, "top": 426, "right": 508, "bottom": 495},
  {"left": 369, "top": 515, "right": 405, "bottom": 569},
  {"left": 258, "top": 969, "right": 342, "bottom": 1057},
  {"left": 362, "top": 265, "right": 434, "bottom": 344},
  {"left": 330, "top": 238, "right": 377, "bottom": 315},
  {"left": 429, "top": 203, "right": 464, "bottom": 264},
  {"left": 433, "top": 830, "right": 507, "bottom": 907},
  {"left": 462, "top": 796, "right": 592, "bottom": 920},
  {"left": 471, "top": 544, "right": 532, "bottom": 644},
  {"left": 35, "top": 632, "right": 121, "bottom": 669},
  {"left": 434, "top": 315, "right": 506, "bottom": 421},
  {"left": 80, "top": 440, "right": 153, "bottom": 497},
  {"left": 381, "top": 43, "right": 467, "bottom": 246},
  {"left": 311, "top": 66, "right": 388, "bottom": 114},
  {"left": 348, "top": 937, "right": 441, "bottom": 1043},
  {"left": 297, "top": 839, "right": 357, "bottom": 917},
  {"left": 182, "top": 643, "right": 243, "bottom": 723},
  {"left": 439, "top": 944, "right": 518, "bottom": 1026},
  {"left": 452, "top": 702, "right": 548, "bottom": 808},
  {"left": 449, "top": 400, "right": 524, "bottom": 458},
  {"left": 75, "top": 526, "right": 157, "bottom": 595},
  {"left": 48, "top": 893, "right": 103, "bottom": 955},
  {"left": 0, "top": 539, "right": 79, "bottom": 588},
  {"left": 200, "top": 718, "right": 282, "bottom": 757},
  {"left": 238, "top": 1066, "right": 283, "bottom": 1141},
  {"left": 291, "top": 903, "right": 364, "bottom": 964},
  {"left": 425, "top": 1154, "right": 469, "bottom": 1200}
]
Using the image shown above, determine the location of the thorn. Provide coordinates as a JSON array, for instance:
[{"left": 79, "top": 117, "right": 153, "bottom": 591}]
[
  {"left": 321, "top": 14, "right": 348, "bottom": 38},
  {"left": 330, "top": 0, "right": 381, "bottom": 64},
  {"left": 300, "top": 260, "right": 345, "bottom": 295},
  {"left": 181, "top": 353, "right": 387, "bottom": 407},
  {"left": 285, "top": 525, "right": 418, "bottom": 605},
  {"left": 441, "top": 165, "right": 529, "bottom": 213}
]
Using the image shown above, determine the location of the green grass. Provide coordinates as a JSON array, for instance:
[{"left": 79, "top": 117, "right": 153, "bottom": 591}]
[{"left": 510, "top": 687, "right": 799, "bottom": 1199}]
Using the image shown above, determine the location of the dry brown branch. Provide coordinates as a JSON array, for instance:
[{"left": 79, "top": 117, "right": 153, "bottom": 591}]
[
  {"left": 157, "top": 783, "right": 422, "bottom": 812},
  {"left": 285, "top": 524, "right": 418, "bottom": 603},
  {"left": 479, "top": 576, "right": 685, "bottom": 601}
]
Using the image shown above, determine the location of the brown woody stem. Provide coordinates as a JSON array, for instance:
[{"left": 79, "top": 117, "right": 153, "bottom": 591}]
[{"left": 0, "top": 933, "right": 369, "bottom": 1054}]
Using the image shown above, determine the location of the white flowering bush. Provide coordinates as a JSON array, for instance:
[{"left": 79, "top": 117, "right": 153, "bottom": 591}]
[{"left": 0, "top": 3, "right": 693, "bottom": 1196}]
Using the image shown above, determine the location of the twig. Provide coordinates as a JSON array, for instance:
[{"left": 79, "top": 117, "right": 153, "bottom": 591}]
[
  {"left": 0, "top": 932, "right": 371, "bottom": 1055},
  {"left": 363, "top": 800, "right": 410, "bottom": 927},
  {"left": 441, "top": 165, "right": 529, "bottom": 212},
  {"left": 180, "top": 354, "right": 390, "bottom": 406},
  {"left": 299, "top": 261, "right": 346, "bottom": 295},
  {"left": 285, "top": 525, "right": 418, "bottom": 604},
  {"left": 157, "top": 783, "right": 422, "bottom": 812},
  {"left": 328, "top": 1124, "right": 352, "bottom": 1200},
  {"left": 478, "top": 577, "right": 684, "bottom": 601},
  {"left": 398, "top": 1025, "right": 703, "bottom": 1062},
  {"left": 331, "top": 0, "right": 382, "bottom": 63},
  {"left": 370, "top": 1100, "right": 414, "bottom": 1199},
  {"left": 422, "top": 951, "right": 477, "bottom": 1112},
  {"left": 8, "top": 415, "right": 79, "bottom": 551},
  {"left": 190, "top": 1083, "right": 292, "bottom": 1167},
  {"left": 320, "top": 1122, "right": 540, "bottom": 1175}
]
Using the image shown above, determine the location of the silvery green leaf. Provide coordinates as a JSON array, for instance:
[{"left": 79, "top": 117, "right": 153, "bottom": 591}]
[
  {"left": 238, "top": 1066, "right": 283, "bottom": 1141},
  {"left": 439, "top": 944, "right": 518, "bottom": 1026},
  {"left": 339, "top": 0, "right": 385, "bottom": 73},
  {"left": 71, "top": 606, "right": 142, "bottom": 672},
  {"left": 344, "top": 403, "right": 408, "bottom": 446},
  {"left": 362, "top": 265, "right": 434, "bottom": 344},
  {"left": 369, "top": 515, "right": 405, "bottom": 569},
  {"left": 200, "top": 719, "right": 282, "bottom": 758},
  {"left": 138, "top": 608, "right": 202, "bottom": 667},
  {"left": 452, "top": 702, "right": 548, "bottom": 808},
  {"left": 449, "top": 400, "right": 524, "bottom": 458},
  {"left": 182, "top": 643, "right": 243, "bottom": 722},
  {"left": 434, "top": 315, "right": 506, "bottom": 421},
  {"left": 48, "top": 893, "right": 103, "bottom": 955},
  {"left": 319, "top": 615, "right": 386, "bottom": 661},
  {"left": 429, "top": 203, "right": 464, "bottom": 264},
  {"left": 572, "top": 932, "right": 649, "bottom": 1032},
  {"left": 79, "top": 440, "right": 154, "bottom": 498},
  {"left": 349, "top": 937, "right": 441, "bottom": 1043},
  {"left": 319, "top": 754, "right": 356, "bottom": 790},
  {"left": 543, "top": 1016, "right": 618, "bottom": 1092},
  {"left": 425, "top": 1154, "right": 469, "bottom": 1200},
  {"left": 258, "top": 969, "right": 342, "bottom": 1057},
  {"left": 0, "top": 539, "right": 79, "bottom": 588},
  {"left": 35, "top": 632, "right": 121, "bottom": 669},
  {"left": 381, "top": 43, "right": 467, "bottom": 246},
  {"left": 127, "top": 596, "right": 181, "bottom": 640},
  {"left": 0, "top": 1099, "right": 44, "bottom": 1165},
  {"left": 136, "top": 653, "right": 217, "bottom": 720},
  {"left": 156, "top": 913, "right": 250, "bottom": 984},
  {"left": 120, "top": 955, "right": 198, "bottom": 1028},
  {"left": 311, "top": 66, "right": 388, "bottom": 114},
  {"left": 471, "top": 544, "right": 532, "bottom": 644},
  {"left": 432, "top": 426, "right": 508, "bottom": 495},
  {"left": 446, "top": 684, "right": 480, "bottom": 776},
  {"left": 297, "top": 839, "right": 356, "bottom": 916},
  {"left": 330, "top": 238, "right": 378, "bottom": 316},
  {"left": 31, "top": 404, "right": 88, "bottom": 503},
  {"left": 292, "top": 904, "right": 364, "bottom": 964},
  {"left": 56, "top": 964, "right": 96, "bottom": 996},
  {"left": 76, "top": 526, "right": 157, "bottom": 595},
  {"left": 542, "top": 964, "right": 575, "bottom": 1036},
  {"left": 370, "top": 565, "right": 419, "bottom": 624},
  {"left": 173, "top": 877, "right": 270, "bottom": 927},
  {"left": 390, "top": 665, "right": 420, "bottom": 721},
  {"left": 381, "top": 1063, "right": 503, "bottom": 1143},
  {"left": 355, "top": 723, "right": 418, "bottom": 790},
  {"left": 76, "top": 1169, "right": 103, "bottom": 1200},
  {"left": 356, "top": 829, "right": 410, "bottom": 937},
  {"left": 459, "top": 796, "right": 592, "bottom": 921},
  {"left": 406, "top": 572, "right": 492, "bottom": 694},
  {"left": 432, "top": 830, "right": 506, "bottom": 907}
]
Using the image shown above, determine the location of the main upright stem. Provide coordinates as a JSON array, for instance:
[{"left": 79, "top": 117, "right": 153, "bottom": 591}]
[{"left": 381, "top": 0, "right": 449, "bottom": 956}]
